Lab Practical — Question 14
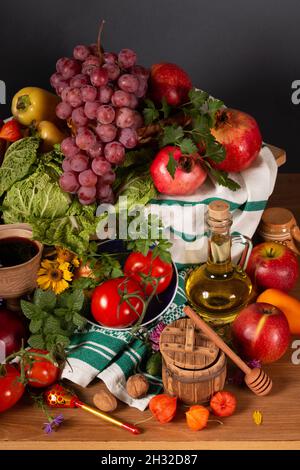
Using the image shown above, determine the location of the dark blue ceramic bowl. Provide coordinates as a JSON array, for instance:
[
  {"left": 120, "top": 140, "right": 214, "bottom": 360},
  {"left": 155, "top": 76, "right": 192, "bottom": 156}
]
[{"left": 87, "top": 239, "right": 178, "bottom": 331}]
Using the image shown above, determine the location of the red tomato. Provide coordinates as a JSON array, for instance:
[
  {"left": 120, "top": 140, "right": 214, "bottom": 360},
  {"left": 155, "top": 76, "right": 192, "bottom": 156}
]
[
  {"left": 124, "top": 251, "right": 173, "bottom": 295},
  {"left": 91, "top": 277, "right": 145, "bottom": 328},
  {"left": 25, "top": 349, "right": 60, "bottom": 388},
  {"left": 210, "top": 391, "right": 237, "bottom": 417},
  {"left": 0, "top": 364, "right": 25, "bottom": 412}
]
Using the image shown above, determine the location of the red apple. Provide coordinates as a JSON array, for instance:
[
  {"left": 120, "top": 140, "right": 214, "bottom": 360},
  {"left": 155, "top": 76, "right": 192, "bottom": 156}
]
[
  {"left": 0, "top": 308, "right": 28, "bottom": 357},
  {"left": 232, "top": 302, "right": 290, "bottom": 363},
  {"left": 211, "top": 108, "right": 262, "bottom": 172},
  {"left": 150, "top": 63, "right": 192, "bottom": 106},
  {"left": 150, "top": 145, "right": 207, "bottom": 195},
  {"left": 247, "top": 242, "right": 299, "bottom": 292}
]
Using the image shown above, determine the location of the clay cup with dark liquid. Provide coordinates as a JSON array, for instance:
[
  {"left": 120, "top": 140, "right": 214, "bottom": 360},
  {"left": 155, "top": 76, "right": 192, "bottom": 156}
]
[{"left": 0, "top": 224, "right": 43, "bottom": 304}]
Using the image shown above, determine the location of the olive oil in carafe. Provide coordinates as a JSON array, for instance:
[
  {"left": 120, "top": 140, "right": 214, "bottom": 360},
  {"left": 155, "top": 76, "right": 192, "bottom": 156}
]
[{"left": 185, "top": 200, "right": 253, "bottom": 325}]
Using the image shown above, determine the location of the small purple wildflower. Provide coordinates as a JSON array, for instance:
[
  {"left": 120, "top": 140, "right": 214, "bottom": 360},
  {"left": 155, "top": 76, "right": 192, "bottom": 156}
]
[
  {"left": 149, "top": 321, "right": 166, "bottom": 351},
  {"left": 247, "top": 359, "right": 262, "bottom": 369},
  {"left": 43, "top": 414, "right": 64, "bottom": 434}
]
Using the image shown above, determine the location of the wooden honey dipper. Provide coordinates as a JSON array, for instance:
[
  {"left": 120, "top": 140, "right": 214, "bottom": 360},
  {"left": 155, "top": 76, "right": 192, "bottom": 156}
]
[{"left": 184, "top": 306, "right": 272, "bottom": 396}]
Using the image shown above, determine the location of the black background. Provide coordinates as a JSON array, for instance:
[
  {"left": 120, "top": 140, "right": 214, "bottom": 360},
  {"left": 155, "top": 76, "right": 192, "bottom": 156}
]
[{"left": 0, "top": 0, "right": 299, "bottom": 172}]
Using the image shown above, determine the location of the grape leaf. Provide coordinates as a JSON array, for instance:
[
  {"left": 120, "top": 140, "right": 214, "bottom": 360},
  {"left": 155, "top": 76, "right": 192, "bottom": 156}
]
[{"left": 167, "top": 151, "right": 177, "bottom": 178}]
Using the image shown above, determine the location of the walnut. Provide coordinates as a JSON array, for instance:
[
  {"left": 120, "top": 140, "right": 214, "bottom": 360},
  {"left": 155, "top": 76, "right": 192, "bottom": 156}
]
[
  {"left": 93, "top": 389, "right": 118, "bottom": 412},
  {"left": 126, "top": 374, "right": 149, "bottom": 398}
]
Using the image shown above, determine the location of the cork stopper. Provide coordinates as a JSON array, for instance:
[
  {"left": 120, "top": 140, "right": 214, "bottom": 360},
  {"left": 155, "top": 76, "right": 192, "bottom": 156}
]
[{"left": 208, "top": 200, "right": 230, "bottom": 221}]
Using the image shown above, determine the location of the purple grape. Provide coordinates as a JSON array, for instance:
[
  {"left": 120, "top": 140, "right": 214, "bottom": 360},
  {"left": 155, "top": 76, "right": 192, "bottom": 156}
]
[
  {"left": 104, "top": 52, "right": 118, "bottom": 64},
  {"left": 70, "top": 153, "right": 90, "bottom": 172},
  {"left": 102, "top": 63, "right": 120, "bottom": 80},
  {"left": 84, "top": 101, "right": 99, "bottom": 119},
  {"left": 66, "top": 87, "right": 83, "bottom": 108},
  {"left": 50, "top": 72, "right": 63, "bottom": 88},
  {"left": 98, "top": 85, "right": 113, "bottom": 104},
  {"left": 91, "top": 157, "right": 112, "bottom": 176},
  {"left": 87, "top": 141, "right": 103, "bottom": 158},
  {"left": 61, "top": 87, "right": 71, "bottom": 101},
  {"left": 56, "top": 57, "right": 69, "bottom": 74},
  {"left": 78, "top": 169, "right": 97, "bottom": 187},
  {"left": 75, "top": 128, "right": 97, "bottom": 150},
  {"left": 104, "top": 141, "right": 125, "bottom": 164},
  {"left": 78, "top": 186, "right": 96, "bottom": 205},
  {"left": 60, "top": 58, "right": 81, "bottom": 80},
  {"left": 61, "top": 137, "right": 80, "bottom": 158},
  {"left": 82, "top": 55, "right": 100, "bottom": 75},
  {"left": 115, "top": 107, "right": 135, "bottom": 128},
  {"left": 118, "top": 128, "right": 138, "bottom": 149},
  {"left": 72, "top": 106, "right": 88, "bottom": 127},
  {"left": 129, "top": 94, "right": 138, "bottom": 109},
  {"left": 62, "top": 158, "right": 72, "bottom": 172},
  {"left": 70, "top": 74, "right": 90, "bottom": 87},
  {"left": 96, "top": 183, "right": 114, "bottom": 204},
  {"left": 118, "top": 49, "right": 137, "bottom": 69},
  {"left": 101, "top": 170, "right": 116, "bottom": 185},
  {"left": 95, "top": 124, "right": 117, "bottom": 143},
  {"left": 56, "top": 101, "right": 72, "bottom": 120},
  {"left": 59, "top": 172, "right": 80, "bottom": 193},
  {"left": 130, "top": 111, "right": 144, "bottom": 130},
  {"left": 89, "top": 44, "right": 98, "bottom": 56},
  {"left": 111, "top": 90, "right": 132, "bottom": 108},
  {"left": 118, "top": 74, "right": 139, "bottom": 93},
  {"left": 81, "top": 85, "right": 97, "bottom": 102},
  {"left": 130, "top": 65, "right": 150, "bottom": 80},
  {"left": 56, "top": 80, "right": 70, "bottom": 95},
  {"left": 90, "top": 67, "right": 109, "bottom": 87},
  {"left": 97, "top": 105, "right": 115, "bottom": 125},
  {"left": 73, "top": 45, "right": 91, "bottom": 61},
  {"left": 136, "top": 77, "right": 148, "bottom": 98}
]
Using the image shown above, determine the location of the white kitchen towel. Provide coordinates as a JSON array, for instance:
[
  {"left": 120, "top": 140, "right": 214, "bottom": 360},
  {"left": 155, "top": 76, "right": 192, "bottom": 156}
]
[{"left": 148, "top": 145, "right": 278, "bottom": 266}]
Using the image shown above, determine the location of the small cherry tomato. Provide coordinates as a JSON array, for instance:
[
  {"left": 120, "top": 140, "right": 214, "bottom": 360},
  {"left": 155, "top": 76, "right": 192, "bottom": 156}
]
[
  {"left": 124, "top": 251, "right": 173, "bottom": 295},
  {"left": 25, "top": 349, "right": 60, "bottom": 388},
  {"left": 0, "top": 364, "right": 25, "bottom": 412},
  {"left": 210, "top": 390, "right": 237, "bottom": 417},
  {"left": 91, "top": 277, "right": 145, "bottom": 328}
]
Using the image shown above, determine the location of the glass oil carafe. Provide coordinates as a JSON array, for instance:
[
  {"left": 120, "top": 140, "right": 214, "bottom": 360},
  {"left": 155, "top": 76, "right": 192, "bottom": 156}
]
[{"left": 185, "top": 200, "right": 253, "bottom": 325}]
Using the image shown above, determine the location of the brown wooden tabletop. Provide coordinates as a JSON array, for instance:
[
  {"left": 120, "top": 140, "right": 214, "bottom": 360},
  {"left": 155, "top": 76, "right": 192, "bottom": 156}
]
[{"left": 0, "top": 170, "right": 300, "bottom": 451}]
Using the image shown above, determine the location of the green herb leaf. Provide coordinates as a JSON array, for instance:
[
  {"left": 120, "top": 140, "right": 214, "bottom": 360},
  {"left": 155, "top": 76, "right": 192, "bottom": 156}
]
[
  {"left": 167, "top": 151, "right": 177, "bottom": 179},
  {"left": 121, "top": 147, "right": 155, "bottom": 169},
  {"left": 66, "top": 289, "right": 85, "bottom": 312},
  {"left": 205, "top": 162, "right": 240, "bottom": 191},
  {"left": 188, "top": 89, "right": 209, "bottom": 108},
  {"left": 44, "top": 316, "right": 61, "bottom": 335},
  {"left": 160, "top": 125, "right": 184, "bottom": 147},
  {"left": 179, "top": 138, "right": 198, "bottom": 155},
  {"left": 151, "top": 240, "right": 172, "bottom": 263},
  {"left": 29, "top": 318, "right": 43, "bottom": 334},
  {"left": 143, "top": 99, "right": 159, "bottom": 125},
  {"left": 204, "top": 137, "right": 226, "bottom": 163},
  {"left": 72, "top": 312, "right": 86, "bottom": 329},
  {"left": 28, "top": 334, "right": 45, "bottom": 349},
  {"left": 160, "top": 97, "right": 171, "bottom": 119},
  {"left": 33, "top": 289, "right": 57, "bottom": 312},
  {"left": 20, "top": 300, "right": 39, "bottom": 320},
  {"left": 54, "top": 335, "right": 70, "bottom": 348}
]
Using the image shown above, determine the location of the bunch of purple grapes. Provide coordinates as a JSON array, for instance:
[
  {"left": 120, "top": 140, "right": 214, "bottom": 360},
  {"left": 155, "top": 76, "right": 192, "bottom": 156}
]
[{"left": 50, "top": 44, "right": 149, "bottom": 205}]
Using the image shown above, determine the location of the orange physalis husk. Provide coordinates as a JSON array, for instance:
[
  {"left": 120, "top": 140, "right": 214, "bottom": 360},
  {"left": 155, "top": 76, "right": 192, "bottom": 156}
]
[
  {"left": 149, "top": 394, "right": 177, "bottom": 423},
  {"left": 186, "top": 405, "right": 210, "bottom": 431}
]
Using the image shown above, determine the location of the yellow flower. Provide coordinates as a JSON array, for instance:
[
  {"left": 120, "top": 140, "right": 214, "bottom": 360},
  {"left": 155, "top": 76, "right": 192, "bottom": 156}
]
[
  {"left": 252, "top": 410, "right": 263, "bottom": 426},
  {"left": 37, "top": 259, "right": 73, "bottom": 295},
  {"left": 56, "top": 247, "right": 80, "bottom": 268}
]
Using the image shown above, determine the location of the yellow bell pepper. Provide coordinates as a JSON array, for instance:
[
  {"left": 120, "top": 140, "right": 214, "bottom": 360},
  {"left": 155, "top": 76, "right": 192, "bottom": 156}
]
[
  {"left": 37, "top": 121, "right": 66, "bottom": 152},
  {"left": 11, "top": 87, "right": 60, "bottom": 126}
]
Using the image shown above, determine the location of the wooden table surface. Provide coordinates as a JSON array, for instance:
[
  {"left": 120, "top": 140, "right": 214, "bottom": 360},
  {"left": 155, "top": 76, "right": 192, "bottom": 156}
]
[{"left": 0, "top": 171, "right": 300, "bottom": 451}]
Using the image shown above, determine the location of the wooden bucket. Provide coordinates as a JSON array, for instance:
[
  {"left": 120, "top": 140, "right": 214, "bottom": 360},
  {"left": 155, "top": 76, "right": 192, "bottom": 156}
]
[{"left": 160, "top": 318, "right": 227, "bottom": 405}]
